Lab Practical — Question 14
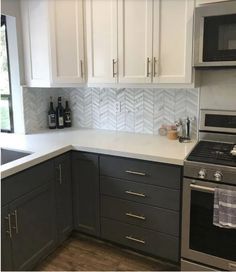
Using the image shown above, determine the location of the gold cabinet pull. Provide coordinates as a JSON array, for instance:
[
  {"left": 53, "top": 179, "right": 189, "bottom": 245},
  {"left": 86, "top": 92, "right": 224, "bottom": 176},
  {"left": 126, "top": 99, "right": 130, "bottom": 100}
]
[
  {"left": 5, "top": 214, "right": 12, "bottom": 238},
  {"left": 153, "top": 57, "right": 158, "bottom": 77},
  {"left": 147, "top": 57, "right": 151, "bottom": 77},
  {"left": 125, "top": 170, "right": 146, "bottom": 176},
  {"left": 125, "top": 212, "right": 146, "bottom": 220},
  {"left": 112, "top": 59, "right": 117, "bottom": 77},
  {"left": 11, "top": 210, "right": 19, "bottom": 234},
  {"left": 80, "top": 60, "right": 83, "bottom": 78},
  {"left": 125, "top": 235, "right": 146, "bottom": 244},
  {"left": 125, "top": 190, "right": 146, "bottom": 198}
]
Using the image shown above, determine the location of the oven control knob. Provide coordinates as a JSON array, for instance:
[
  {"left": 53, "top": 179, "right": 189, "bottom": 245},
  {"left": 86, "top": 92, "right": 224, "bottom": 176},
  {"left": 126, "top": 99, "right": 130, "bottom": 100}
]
[
  {"left": 198, "top": 169, "right": 207, "bottom": 179},
  {"left": 214, "top": 171, "right": 223, "bottom": 182}
]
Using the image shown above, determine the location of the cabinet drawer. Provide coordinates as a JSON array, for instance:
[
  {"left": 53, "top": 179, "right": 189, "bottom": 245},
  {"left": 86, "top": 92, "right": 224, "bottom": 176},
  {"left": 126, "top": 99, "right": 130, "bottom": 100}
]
[
  {"left": 101, "top": 218, "right": 179, "bottom": 262},
  {"left": 4, "top": 160, "right": 54, "bottom": 204},
  {"left": 101, "top": 176, "right": 180, "bottom": 211},
  {"left": 100, "top": 155, "right": 181, "bottom": 189},
  {"left": 101, "top": 196, "right": 179, "bottom": 236}
]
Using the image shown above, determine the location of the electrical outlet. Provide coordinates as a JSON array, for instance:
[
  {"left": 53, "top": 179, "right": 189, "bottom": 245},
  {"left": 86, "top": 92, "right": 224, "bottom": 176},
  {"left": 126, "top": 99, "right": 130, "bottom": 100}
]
[{"left": 115, "top": 101, "right": 121, "bottom": 113}]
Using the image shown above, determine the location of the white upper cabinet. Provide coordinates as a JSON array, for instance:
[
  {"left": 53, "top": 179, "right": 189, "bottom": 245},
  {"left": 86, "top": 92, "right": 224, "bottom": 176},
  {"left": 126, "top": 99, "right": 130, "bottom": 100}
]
[
  {"left": 85, "top": 0, "right": 117, "bottom": 84},
  {"left": 153, "top": 0, "right": 194, "bottom": 84},
  {"left": 117, "top": 0, "right": 153, "bottom": 84},
  {"left": 21, "top": 0, "right": 85, "bottom": 87},
  {"left": 86, "top": 0, "right": 194, "bottom": 85}
]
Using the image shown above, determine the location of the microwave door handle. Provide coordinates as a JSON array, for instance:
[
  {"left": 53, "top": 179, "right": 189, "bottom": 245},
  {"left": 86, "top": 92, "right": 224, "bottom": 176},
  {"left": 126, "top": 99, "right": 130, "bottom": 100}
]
[{"left": 190, "top": 184, "right": 215, "bottom": 193}]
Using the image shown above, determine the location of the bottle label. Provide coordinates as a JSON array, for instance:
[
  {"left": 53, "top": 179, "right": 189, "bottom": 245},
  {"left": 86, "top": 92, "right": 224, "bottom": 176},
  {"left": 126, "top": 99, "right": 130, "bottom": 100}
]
[
  {"left": 48, "top": 114, "right": 56, "bottom": 127},
  {"left": 65, "top": 112, "right": 71, "bottom": 123},
  {"left": 59, "top": 116, "right": 64, "bottom": 126}
]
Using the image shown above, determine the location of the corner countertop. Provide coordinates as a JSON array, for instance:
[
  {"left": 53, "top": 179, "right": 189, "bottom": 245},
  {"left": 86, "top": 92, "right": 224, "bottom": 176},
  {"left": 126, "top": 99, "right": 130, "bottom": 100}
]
[{"left": 1, "top": 128, "right": 197, "bottom": 179}]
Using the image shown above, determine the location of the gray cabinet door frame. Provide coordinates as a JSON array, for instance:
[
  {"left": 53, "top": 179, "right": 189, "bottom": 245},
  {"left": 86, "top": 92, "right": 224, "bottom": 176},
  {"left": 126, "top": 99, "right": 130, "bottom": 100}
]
[
  {"left": 1, "top": 205, "right": 13, "bottom": 271},
  {"left": 54, "top": 152, "right": 73, "bottom": 243},
  {"left": 72, "top": 152, "right": 100, "bottom": 237},
  {"left": 9, "top": 183, "right": 56, "bottom": 271}
]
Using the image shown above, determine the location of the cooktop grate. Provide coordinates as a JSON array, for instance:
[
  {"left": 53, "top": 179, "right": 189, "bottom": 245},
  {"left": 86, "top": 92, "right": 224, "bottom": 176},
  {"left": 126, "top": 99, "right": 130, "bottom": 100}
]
[{"left": 187, "top": 141, "right": 236, "bottom": 167}]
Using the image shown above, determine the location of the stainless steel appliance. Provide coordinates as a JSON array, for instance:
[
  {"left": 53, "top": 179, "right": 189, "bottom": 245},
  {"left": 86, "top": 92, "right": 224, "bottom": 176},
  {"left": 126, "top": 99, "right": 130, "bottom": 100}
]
[
  {"left": 181, "top": 109, "right": 236, "bottom": 271},
  {"left": 194, "top": 1, "right": 236, "bottom": 67}
]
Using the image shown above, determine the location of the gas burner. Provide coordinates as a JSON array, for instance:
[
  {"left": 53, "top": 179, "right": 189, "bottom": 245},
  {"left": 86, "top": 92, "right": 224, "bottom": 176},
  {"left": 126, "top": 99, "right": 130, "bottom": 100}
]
[{"left": 187, "top": 141, "right": 236, "bottom": 167}]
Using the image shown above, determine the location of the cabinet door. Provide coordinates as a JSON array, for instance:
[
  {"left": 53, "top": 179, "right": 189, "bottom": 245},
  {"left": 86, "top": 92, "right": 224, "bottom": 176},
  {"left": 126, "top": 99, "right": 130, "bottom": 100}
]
[
  {"left": 54, "top": 153, "right": 73, "bottom": 243},
  {"left": 153, "top": 0, "right": 194, "bottom": 84},
  {"left": 50, "top": 0, "right": 85, "bottom": 84},
  {"left": 1, "top": 206, "right": 13, "bottom": 271},
  {"left": 21, "top": 0, "right": 51, "bottom": 87},
  {"left": 9, "top": 183, "right": 56, "bottom": 271},
  {"left": 72, "top": 152, "right": 100, "bottom": 236},
  {"left": 86, "top": 0, "right": 118, "bottom": 83},
  {"left": 118, "top": 0, "right": 153, "bottom": 83}
]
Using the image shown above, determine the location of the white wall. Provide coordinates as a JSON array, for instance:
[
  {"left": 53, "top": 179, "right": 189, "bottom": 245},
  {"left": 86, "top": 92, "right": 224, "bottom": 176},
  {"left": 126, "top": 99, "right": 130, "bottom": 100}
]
[{"left": 199, "top": 69, "right": 236, "bottom": 111}]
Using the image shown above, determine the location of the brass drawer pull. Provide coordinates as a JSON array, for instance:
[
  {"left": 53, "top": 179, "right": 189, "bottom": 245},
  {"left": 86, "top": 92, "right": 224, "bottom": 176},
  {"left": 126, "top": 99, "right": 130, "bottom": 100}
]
[
  {"left": 125, "top": 190, "right": 146, "bottom": 198},
  {"left": 146, "top": 57, "right": 151, "bottom": 77},
  {"left": 5, "top": 214, "right": 12, "bottom": 238},
  {"left": 125, "top": 235, "right": 146, "bottom": 244},
  {"left": 80, "top": 60, "right": 83, "bottom": 78},
  {"left": 112, "top": 59, "right": 117, "bottom": 77},
  {"left": 11, "top": 210, "right": 19, "bottom": 234},
  {"left": 125, "top": 212, "right": 146, "bottom": 221},
  {"left": 125, "top": 170, "right": 146, "bottom": 176}
]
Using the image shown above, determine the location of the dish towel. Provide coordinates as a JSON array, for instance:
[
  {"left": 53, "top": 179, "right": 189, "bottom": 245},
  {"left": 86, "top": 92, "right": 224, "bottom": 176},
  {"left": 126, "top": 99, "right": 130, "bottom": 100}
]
[{"left": 213, "top": 188, "right": 236, "bottom": 229}]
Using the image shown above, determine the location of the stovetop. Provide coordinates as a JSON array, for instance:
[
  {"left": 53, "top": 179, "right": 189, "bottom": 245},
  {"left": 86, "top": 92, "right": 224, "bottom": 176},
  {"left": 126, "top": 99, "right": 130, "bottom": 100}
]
[{"left": 187, "top": 141, "right": 236, "bottom": 167}]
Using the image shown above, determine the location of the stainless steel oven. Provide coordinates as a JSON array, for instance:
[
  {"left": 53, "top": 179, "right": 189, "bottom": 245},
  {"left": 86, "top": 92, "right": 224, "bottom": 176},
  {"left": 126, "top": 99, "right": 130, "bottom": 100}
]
[
  {"left": 194, "top": 1, "right": 236, "bottom": 67},
  {"left": 182, "top": 178, "right": 236, "bottom": 271},
  {"left": 181, "top": 109, "right": 236, "bottom": 271}
]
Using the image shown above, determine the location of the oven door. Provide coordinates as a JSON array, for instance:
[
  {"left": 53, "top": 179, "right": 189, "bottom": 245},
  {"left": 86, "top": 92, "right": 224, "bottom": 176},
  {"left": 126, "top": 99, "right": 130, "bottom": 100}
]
[{"left": 181, "top": 178, "right": 236, "bottom": 271}]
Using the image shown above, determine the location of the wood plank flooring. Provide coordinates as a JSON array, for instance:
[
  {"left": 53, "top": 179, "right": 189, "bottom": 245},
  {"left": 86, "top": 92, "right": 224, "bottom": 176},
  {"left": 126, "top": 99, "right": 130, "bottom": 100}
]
[{"left": 35, "top": 234, "right": 179, "bottom": 271}]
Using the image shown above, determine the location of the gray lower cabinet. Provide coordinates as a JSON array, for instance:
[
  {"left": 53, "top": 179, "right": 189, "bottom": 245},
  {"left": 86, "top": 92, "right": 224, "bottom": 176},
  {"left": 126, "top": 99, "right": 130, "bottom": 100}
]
[
  {"left": 54, "top": 153, "right": 73, "bottom": 243},
  {"left": 1, "top": 205, "right": 13, "bottom": 271},
  {"left": 9, "top": 183, "right": 56, "bottom": 271},
  {"left": 2, "top": 150, "right": 182, "bottom": 270},
  {"left": 1, "top": 159, "right": 57, "bottom": 271},
  {"left": 72, "top": 152, "right": 100, "bottom": 236},
  {"left": 1, "top": 183, "right": 56, "bottom": 271},
  {"left": 100, "top": 154, "right": 182, "bottom": 263},
  {"left": 101, "top": 218, "right": 179, "bottom": 262}
]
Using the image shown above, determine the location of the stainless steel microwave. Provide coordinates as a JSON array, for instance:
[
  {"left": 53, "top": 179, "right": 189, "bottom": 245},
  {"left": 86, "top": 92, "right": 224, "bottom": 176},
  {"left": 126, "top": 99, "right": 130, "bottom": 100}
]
[{"left": 194, "top": 1, "right": 236, "bottom": 67}]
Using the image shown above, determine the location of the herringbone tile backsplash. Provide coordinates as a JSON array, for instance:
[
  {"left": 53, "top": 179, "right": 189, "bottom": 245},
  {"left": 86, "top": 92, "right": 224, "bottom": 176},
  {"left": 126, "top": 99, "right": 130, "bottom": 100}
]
[{"left": 23, "top": 87, "right": 199, "bottom": 138}]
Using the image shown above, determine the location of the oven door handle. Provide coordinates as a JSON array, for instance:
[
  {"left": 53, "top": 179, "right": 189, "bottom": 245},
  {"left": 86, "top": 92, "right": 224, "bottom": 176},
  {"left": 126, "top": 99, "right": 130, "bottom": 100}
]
[{"left": 190, "top": 184, "right": 215, "bottom": 193}]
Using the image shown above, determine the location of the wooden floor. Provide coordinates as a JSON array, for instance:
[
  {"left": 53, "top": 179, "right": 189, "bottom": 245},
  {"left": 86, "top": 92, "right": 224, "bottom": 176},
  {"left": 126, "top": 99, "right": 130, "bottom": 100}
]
[{"left": 35, "top": 234, "right": 179, "bottom": 271}]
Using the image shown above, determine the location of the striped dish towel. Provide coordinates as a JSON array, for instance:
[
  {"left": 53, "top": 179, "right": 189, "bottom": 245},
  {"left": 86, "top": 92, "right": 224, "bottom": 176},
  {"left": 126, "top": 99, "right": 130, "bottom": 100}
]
[{"left": 213, "top": 188, "right": 236, "bottom": 229}]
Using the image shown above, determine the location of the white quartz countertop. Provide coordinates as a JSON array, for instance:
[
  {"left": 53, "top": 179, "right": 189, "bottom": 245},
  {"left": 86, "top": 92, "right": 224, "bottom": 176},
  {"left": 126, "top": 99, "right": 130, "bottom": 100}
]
[{"left": 1, "top": 128, "right": 197, "bottom": 179}]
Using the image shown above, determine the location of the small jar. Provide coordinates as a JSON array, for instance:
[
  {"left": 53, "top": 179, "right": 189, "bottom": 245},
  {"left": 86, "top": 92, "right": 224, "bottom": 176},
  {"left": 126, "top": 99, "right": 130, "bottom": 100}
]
[{"left": 167, "top": 129, "right": 178, "bottom": 140}]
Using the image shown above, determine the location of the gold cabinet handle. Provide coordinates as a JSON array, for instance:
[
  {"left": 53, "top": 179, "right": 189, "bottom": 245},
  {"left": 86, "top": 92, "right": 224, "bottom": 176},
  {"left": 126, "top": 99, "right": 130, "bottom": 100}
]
[
  {"left": 147, "top": 57, "right": 151, "bottom": 77},
  {"left": 125, "top": 212, "right": 146, "bottom": 221},
  {"left": 125, "top": 170, "right": 146, "bottom": 176},
  {"left": 125, "top": 190, "right": 146, "bottom": 198},
  {"left": 5, "top": 214, "right": 12, "bottom": 238},
  {"left": 58, "top": 164, "right": 62, "bottom": 184},
  {"left": 153, "top": 57, "right": 158, "bottom": 77},
  {"left": 11, "top": 210, "right": 19, "bottom": 234},
  {"left": 125, "top": 235, "right": 146, "bottom": 244},
  {"left": 80, "top": 60, "right": 83, "bottom": 78},
  {"left": 112, "top": 59, "right": 117, "bottom": 77}
]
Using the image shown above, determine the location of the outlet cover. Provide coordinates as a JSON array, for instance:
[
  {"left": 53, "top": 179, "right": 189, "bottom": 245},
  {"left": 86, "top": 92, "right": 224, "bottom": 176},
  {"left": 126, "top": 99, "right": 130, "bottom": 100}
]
[{"left": 115, "top": 101, "right": 121, "bottom": 113}]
